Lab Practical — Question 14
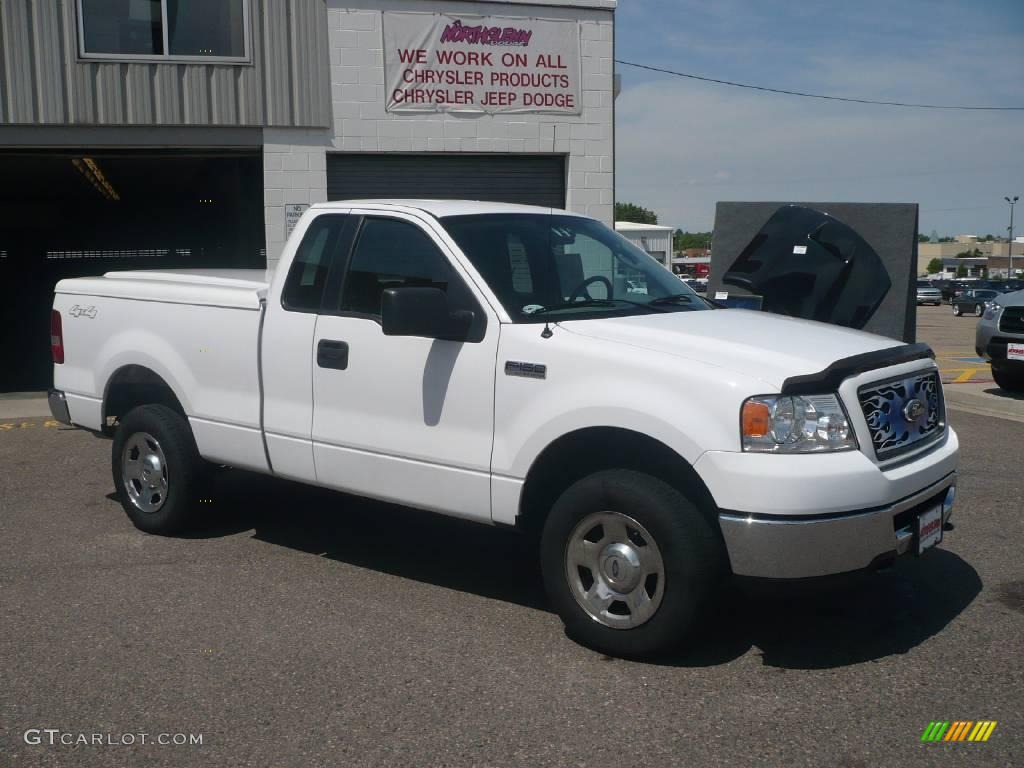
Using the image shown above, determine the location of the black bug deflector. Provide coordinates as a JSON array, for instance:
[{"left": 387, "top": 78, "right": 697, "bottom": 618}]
[{"left": 781, "top": 343, "right": 934, "bottom": 395}]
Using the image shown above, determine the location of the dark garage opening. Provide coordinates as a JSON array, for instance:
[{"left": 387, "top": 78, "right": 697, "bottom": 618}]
[
  {"left": 0, "top": 149, "right": 264, "bottom": 392},
  {"left": 327, "top": 153, "right": 566, "bottom": 209}
]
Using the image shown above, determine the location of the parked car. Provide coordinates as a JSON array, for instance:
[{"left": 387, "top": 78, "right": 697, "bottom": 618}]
[
  {"left": 938, "top": 280, "right": 972, "bottom": 304},
  {"left": 916, "top": 280, "right": 942, "bottom": 306},
  {"left": 976, "top": 289, "right": 1024, "bottom": 392},
  {"left": 985, "top": 279, "right": 1024, "bottom": 293},
  {"left": 48, "top": 200, "right": 959, "bottom": 657},
  {"left": 952, "top": 289, "right": 1002, "bottom": 317}
]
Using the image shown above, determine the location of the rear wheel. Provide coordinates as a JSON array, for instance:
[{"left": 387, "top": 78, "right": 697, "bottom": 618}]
[
  {"left": 992, "top": 366, "right": 1024, "bottom": 393},
  {"left": 540, "top": 469, "right": 725, "bottom": 658},
  {"left": 112, "top": 404, "right": 208, "bottom": 534},
  {"left": 975, "top": 304, "right": 984, "bottom": 317}
]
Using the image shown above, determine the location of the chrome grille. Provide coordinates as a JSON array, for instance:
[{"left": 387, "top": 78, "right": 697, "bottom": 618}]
[
  {"left": 858, "top": 371, "right": 944, "bottom": 460},
  {"left": 999, "top": 307, "right": 1024, "bottom": 334}
]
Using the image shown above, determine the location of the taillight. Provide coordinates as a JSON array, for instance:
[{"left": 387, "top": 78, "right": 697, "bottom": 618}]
[{"left": 51, "top": 309, "right": 64, "bottom": 364}]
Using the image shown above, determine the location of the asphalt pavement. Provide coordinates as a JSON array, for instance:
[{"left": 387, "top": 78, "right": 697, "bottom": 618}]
[{"left": 0, "top": 401, "right": 1021, "bottom": 767}]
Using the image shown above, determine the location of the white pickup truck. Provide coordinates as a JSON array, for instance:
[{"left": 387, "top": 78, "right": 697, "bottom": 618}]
[{"left": 50, "top": 200, "right": 958, "bottom": 656}]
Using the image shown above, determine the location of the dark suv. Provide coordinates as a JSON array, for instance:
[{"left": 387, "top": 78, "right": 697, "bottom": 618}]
[{"left": 976, "top": 289, "right": 1024, "bottom": 392}]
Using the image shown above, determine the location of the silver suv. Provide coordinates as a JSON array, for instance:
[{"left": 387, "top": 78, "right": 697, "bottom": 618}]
[
  {"left": 976, "top": 289, "right": 1024, "bottom": 392},
  {"left": 916, "top": 280, "right": 942, "bottom": 306}
]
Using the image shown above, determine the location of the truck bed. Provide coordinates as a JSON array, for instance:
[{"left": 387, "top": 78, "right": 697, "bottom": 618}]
[
  {"left": 53, "top": 268, "right": 271, "bottom": 472},
  {"left": 56, "top": 268, "right": 270, "bottom": 310}
]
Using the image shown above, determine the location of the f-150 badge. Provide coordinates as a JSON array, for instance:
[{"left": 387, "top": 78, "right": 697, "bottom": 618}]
[
  {"left": 69, "top": 305, "right": 98, "bottom": 319},
  {"left": 505, "top": 361, "right": 547, "bottom": 379}
]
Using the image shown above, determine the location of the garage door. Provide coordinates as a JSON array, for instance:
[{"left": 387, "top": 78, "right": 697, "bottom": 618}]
[
  {"left": 327, "top": 154, "right": 565, "bottom": 208},
  {"left": 0, "top": 149, "right": 264, "bottom": 392}
]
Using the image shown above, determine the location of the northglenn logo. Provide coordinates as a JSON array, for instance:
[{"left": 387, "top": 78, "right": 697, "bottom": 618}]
[{"left": 440, "top": 20, "right": 532, "bottom": 46}]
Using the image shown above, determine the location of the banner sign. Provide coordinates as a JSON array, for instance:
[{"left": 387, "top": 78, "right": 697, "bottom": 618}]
[{"left": 383, "top": 12, "right": 581, "bottom": 115}]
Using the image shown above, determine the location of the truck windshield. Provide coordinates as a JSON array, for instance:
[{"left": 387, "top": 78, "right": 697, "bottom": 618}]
[{"left": 440, "top": 213, "right": 708, "bottom": 322}]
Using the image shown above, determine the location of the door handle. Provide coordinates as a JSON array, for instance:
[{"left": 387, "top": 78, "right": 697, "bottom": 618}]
[{"left": 317, "top": 339, "right": 349, "bottom": 370}]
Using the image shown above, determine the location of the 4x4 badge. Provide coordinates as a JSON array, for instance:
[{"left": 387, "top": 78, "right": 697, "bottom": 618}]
[{"left": 69, "top": 305, "right": 98, "bottom": 319}]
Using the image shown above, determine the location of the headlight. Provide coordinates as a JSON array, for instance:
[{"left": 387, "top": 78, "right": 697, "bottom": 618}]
[
  {"left": 983, "top": 302, "right": 1003, "bottom": 322},
  {"left": 741, "top": 394, "right": 857, "bottom": 453}
]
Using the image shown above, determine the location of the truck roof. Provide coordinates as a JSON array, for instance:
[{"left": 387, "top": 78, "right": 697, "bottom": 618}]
[{"left": 310, "top": 199, "right": 587, "bottom": 219}]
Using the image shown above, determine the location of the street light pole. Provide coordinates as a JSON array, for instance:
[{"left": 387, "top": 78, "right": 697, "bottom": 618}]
[{"left": 1006, "top": 196, "right": 1019, "bottom": 279}]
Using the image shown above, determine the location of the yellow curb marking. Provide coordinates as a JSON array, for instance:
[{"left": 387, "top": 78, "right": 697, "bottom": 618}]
[
  {"left": 953, "top": 368, "right": 982, "bottom": 383},
  {"left": 0, "top": 420, "right": 62, "bottom": 431}
]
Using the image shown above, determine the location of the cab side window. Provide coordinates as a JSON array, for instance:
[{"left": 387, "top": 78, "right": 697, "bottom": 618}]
[
  {"left": 340, "top": 218, "right": 452, "bottom": 317},
  {"left": 282, "top": 215, "right": 348, "bottom": 313}
]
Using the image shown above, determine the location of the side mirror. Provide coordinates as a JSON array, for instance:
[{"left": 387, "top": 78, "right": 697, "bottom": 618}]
[{"left": 381, "top": 287, "right": 473, "bottom": 342}]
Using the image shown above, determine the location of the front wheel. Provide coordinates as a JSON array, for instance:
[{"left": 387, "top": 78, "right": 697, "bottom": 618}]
[
  {"left": 953, "top": 304, "right": 962, "bottom": 316},
  {"left": 112, "top": 404, "right": 208, "bottom": 534},
  {"left": 540, "top": 469, "right": 725, "bottom": 657},
  {"left": 992, "top": 366, "right": 1024, "bottom": 393}
]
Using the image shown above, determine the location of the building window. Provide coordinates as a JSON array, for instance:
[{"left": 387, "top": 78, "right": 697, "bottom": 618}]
[{"left": 78, "top": 0, "right": 249, "bottom": 62}]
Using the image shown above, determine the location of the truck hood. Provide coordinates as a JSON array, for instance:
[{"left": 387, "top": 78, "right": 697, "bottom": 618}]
[{"left": 558, "top": 309, "right": 903, "bottom": 389}]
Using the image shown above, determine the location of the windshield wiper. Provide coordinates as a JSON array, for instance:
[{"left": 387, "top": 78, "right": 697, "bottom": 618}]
[
  {"left": 528, "top": 299, "right": 622, "bottom": 315},
  {"left": 648, "top": 293, "right": 697, "bottom": 307}
]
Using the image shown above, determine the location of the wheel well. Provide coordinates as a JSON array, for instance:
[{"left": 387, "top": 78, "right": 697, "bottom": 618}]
[
  {"left": 517, "top": 427, "right": 718, "bottom": 536},
  {"left": 103, "top": 366, "right": 186, "bottom": 432}
]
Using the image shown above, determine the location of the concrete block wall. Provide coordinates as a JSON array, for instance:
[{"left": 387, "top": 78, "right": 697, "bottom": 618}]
[{"left": 264, "top": 0, "right": 615, "bottom": 267}]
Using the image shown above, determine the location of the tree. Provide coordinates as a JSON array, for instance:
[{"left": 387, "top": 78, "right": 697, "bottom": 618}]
[
  {"left": 926, "top": 258, "right": 943, "bottom": 274},
  {"left": 956, "top": 264, "right": 968, "bottom": 278},
  {"left": 614, "top": 202, "right": 657, "bottom": 224},
  {"left": 938, "top": 236, "right": 955, "bottom": 243},
  {"left": 674, "top": 230, "right": 713, "bottom": 251},
  {"left": 918, "top": 233, "right": 931, "bottom": 242}
]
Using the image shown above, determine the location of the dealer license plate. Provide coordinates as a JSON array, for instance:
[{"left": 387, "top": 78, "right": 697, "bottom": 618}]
[
  {"left": 917, "top": 505, "right": 943, "bottom": 555},
  {"left": 1008, "top": 343, "right": 1024, "bottom": 361}
]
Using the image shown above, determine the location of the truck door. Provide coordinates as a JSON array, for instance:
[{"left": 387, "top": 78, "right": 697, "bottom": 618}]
[
  {"left": 310, "top": 211, "right": 498, "bottom": 522},
  {"left": 262, "top": 212, "right": 353, "bottom": 484}
]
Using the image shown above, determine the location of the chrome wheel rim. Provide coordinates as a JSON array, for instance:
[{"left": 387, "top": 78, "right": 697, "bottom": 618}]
[
  {"left": 122, "top": 432, "right": 169, "bottom": 513},
  {"left": 565, "top": 511, "right": 665, "bottom": 629}
]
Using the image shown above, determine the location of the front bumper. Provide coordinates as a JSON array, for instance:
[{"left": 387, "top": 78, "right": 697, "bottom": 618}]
[
  {"left": 48, "top": 389, "right": 72, "bottom": 425},
  {"left": 716, "top": 475, "right": 954, "bottom": 577},
  {"left": 717, "top": 473, "right": 956, "bottom": 579},
  {"left": 977, "top": 336, "right": 1024, "bottom": 371}
]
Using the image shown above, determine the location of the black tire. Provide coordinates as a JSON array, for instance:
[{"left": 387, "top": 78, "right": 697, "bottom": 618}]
[
  {"left": 992, "top": 366, "right": 1024, "bottom": 393},
  {"left": 111, "top": 404, "right": 208, "bottom": 534},
  {"left": 540, "top": 469, "right": 725, "bottom": 658},
  {"left": 974, "top": 304, "right": 983, "bottom": 317},
  {"left": 952, "top": 304, "right": 961, "bottom": 316}
]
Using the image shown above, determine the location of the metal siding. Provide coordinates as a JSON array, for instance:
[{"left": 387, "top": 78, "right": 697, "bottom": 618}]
[
  {"left": 291, "top": 0, "right": 329, "bottom": 128},
  {"left": 152, "top": 64, "right": 181, "bottom": 124},
  {"left": 2, "top": 0, "right": 36, "bottom": 122},
  {"left": 124, "top": 66, "right": 153, "bottom": 124},
  {"left": 240, "top": 6, "right": 265, "bottom": 123},
  {"left": 31, "top": 0, "right": 67, "bottom": 122},
  {"left": 263, "top": 0, "right": 291, "bottom": 127},
  {"left": 326, "top": 154, "right": 567, "bottom": 209},
  {"left": 0, "top": 7, "right": 7, "bottom": 122},
  {"left": 0, "top": 0, "right": 328, "bottom": 129},
  {"left": 60, "top": 0, "right": 93, "bottom": 123}
]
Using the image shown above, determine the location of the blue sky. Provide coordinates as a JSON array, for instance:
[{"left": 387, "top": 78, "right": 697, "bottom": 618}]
[{"left": 613, "top": 0, "right": 1024, "bottom": 235}]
